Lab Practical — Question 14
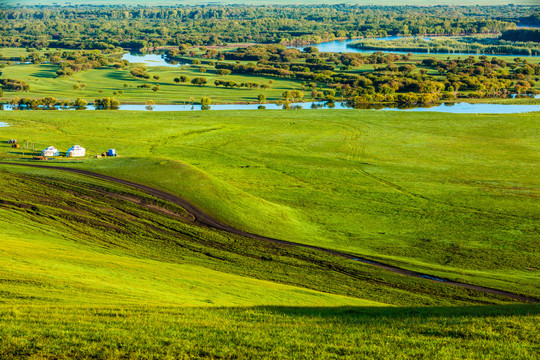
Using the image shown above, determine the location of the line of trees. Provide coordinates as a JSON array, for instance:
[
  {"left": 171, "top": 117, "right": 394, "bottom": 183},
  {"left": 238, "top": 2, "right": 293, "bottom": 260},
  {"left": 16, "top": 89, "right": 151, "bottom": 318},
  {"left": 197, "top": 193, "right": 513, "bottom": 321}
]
[
  {"left": 9, "top": 96, "right": 90, "bottom": 110},
  {"left": 500, "top": 29, "right": 540, "bottom": 43}
]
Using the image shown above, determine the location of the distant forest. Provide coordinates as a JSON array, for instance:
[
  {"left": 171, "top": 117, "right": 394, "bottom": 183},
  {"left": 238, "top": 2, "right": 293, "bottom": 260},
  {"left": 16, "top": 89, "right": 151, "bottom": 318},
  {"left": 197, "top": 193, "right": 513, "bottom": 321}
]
[
  {"left": 0, "top": 5, "right": 537, "bottom": 49},
  {"left": 501, "top": 29, "right": 540, "bottom": 43}
]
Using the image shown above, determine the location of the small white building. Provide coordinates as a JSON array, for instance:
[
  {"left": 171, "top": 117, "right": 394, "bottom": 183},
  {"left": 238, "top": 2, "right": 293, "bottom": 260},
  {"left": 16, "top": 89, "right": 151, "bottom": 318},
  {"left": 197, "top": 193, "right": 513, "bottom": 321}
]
[
  {"left": 42, "top": 146, "right": 59, "bottom": 157},
  {"left": 67, "top": 145, "right": 85, "bottom": 157}
]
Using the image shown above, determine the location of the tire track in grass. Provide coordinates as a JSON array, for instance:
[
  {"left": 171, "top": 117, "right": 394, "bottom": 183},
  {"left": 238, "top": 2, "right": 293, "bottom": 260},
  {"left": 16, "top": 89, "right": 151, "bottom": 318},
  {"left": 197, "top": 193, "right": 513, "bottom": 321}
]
[{"left": 0, "top": 161, "right": 538, "bottom": 304}]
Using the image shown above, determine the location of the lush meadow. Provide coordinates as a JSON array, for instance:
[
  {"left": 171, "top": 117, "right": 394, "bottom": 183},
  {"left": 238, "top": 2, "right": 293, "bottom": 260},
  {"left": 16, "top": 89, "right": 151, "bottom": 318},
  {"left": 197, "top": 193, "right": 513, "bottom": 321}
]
[
  {"left": 1, "top": 2, "right": 539, "bottom": 357},
  {"left": 0, "top": 61, "right": 303, "bottom": 105},
  {"left": 0, "top": 109, "right": 538, "bottom": 299},
  {"left": 3, "top": 156, "right": 536, "bottom": 359},
  {"left": 1, "top": 304, "right": 538, "bottom": 359}
]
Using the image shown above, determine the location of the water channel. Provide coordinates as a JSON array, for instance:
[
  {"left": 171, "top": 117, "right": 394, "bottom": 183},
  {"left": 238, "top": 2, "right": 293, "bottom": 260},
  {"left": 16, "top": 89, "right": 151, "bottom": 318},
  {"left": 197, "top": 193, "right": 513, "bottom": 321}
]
[{"left": 1, "top": 101, "right": 538, "bottom": 114}]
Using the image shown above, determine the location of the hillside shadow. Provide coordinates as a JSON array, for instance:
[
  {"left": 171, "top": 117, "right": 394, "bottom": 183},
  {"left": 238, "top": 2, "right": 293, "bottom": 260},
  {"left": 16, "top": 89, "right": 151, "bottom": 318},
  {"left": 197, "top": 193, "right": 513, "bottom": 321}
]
[
  {"left": 104, "top": 70, "right": 132, "bottom": 82},
  {"left": 28, "top": 64, "right": 59, "bottom": 79},
  {"left": 233, "top": 304, "right": 540, "bottom": 320}
]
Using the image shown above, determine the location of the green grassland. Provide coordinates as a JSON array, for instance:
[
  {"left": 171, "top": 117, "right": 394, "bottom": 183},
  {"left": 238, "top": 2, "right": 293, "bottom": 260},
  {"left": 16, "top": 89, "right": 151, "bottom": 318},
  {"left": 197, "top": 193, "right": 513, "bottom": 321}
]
[
  {"left": 0, "top": 61, "right": 304, "bottom": 104},
  {"left": 1, "top": 305, "right": 538, "bottom": 359},
  {"left": 3, "top": 158, "right": 538, "bottom": 358},
  {"left": 0, "top": 166, "right": 389, "bottom": 308},
  {"left": 0, "top": 109, "right": 538, "bottom": 299},
  {"left": 0, "top": 114, "right": 539, "bottom": 358}
]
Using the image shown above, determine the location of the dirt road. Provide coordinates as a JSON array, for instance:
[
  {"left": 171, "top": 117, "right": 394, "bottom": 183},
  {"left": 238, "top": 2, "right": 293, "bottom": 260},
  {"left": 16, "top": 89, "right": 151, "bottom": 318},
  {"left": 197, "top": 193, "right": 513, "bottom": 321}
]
[{"left": 1, "top": 161, "right": 538, "bottom": 303}]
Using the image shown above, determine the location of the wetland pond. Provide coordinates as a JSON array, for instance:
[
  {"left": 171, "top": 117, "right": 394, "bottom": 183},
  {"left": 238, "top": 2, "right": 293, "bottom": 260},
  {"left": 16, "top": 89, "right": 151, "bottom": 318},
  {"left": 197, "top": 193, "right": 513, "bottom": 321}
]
[{"left": 121, "top": 52, "right": 189, "bottom": 67}]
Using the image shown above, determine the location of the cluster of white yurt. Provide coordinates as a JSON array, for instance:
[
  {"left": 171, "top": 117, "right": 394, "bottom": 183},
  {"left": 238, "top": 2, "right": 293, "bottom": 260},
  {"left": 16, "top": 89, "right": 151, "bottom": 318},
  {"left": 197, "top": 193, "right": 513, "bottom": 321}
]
[
  {"left": 39, "top": 144, "right": 86, "bottom": 158},
  {"left": 67, "top": 145, "right": 86, "bottom": 157},
  {"left": 41, "top": 146, "right": 60, "bottom": 157}
]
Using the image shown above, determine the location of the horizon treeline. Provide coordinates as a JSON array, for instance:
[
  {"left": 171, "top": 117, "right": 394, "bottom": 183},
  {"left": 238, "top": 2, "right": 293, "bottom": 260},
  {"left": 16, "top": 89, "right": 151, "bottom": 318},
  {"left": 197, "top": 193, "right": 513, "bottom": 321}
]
[{"left": 0, "top": 5, "right": 536, "bottom": 49}]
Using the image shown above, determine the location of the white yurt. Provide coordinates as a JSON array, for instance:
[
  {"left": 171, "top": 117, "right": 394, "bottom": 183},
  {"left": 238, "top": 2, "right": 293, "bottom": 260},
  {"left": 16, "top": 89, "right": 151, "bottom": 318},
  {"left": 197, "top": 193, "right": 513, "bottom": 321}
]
[
  {"left": 67, "top": 145, "right": 85, "bottom": 157},
  {"left": 42, "top": 146, "right": 60, "bottom": 157}
]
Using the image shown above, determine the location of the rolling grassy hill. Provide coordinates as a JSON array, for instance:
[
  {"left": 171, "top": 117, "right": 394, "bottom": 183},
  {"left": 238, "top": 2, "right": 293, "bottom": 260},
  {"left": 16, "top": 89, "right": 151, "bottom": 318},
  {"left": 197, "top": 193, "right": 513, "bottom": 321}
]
[
  {"left": 0, "top": 109, "right": 538, "bottom": 297},
  {"left": 0, "top": 109, "right": 538, "bottom": 358}
]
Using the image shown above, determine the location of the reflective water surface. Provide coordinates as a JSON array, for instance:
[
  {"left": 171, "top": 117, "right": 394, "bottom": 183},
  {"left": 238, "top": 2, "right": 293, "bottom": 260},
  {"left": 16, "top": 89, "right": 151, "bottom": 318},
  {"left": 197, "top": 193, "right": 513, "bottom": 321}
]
[
  {"left": 121, "top": 53, "right": 188, "bottom": 67},
  {"left": 291, "top": 37, "right": 537, "bottom": 57},
  {"left": 1, "top": 102, "right": 538, "bottom": 114}
]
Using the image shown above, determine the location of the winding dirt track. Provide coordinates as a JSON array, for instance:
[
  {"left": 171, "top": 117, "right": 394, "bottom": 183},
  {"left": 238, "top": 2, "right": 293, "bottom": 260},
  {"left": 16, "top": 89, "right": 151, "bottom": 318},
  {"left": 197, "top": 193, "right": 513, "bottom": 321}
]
[{"left": 1, "top": 161, "right": 538, "bottom": 303}]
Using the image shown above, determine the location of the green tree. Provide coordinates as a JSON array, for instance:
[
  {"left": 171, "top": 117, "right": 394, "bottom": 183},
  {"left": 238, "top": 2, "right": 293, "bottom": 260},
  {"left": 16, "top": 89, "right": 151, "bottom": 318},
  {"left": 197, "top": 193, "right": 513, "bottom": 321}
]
[
  {"left": 303, "top": 46, "right": 319, "bottom": 53},
  {"left": 191, "top": 77, "right": 207, "bottom": 87},
  {"left": 42, "top": 96, "right": 57, "bottom": 109},
  {"left": 95, "top": 97, "right": 120, "bottom": 110},
  {"left": 257, "top": 94, "right": 266, "bottom": 104},
  {"left": 73, "top": 98, "right": 87, "bottom": 109},
  {"left": 216, "top": 69, "right": 231, "bottom": 76},
  {"left": 201, "top": 97, "right": 211, "bottom": 106}
]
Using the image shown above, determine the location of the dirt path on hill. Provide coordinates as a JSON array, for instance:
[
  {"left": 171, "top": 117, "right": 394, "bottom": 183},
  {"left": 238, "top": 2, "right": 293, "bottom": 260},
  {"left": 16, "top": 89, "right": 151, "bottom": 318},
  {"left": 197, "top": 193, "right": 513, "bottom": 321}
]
[{"left": 1, "top": 161, "right": 538, "bottom": 304}]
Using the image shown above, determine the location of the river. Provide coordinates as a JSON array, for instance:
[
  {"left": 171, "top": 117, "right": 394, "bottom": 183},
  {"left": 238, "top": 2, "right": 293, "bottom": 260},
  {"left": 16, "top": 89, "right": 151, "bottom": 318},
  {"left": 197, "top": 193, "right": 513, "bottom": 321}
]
[
  {"left": 290, "top": 36, "right": 538, "bottom": 57},
  {"left": 1, "top": 101, "right": 538, "bottom": 114}
]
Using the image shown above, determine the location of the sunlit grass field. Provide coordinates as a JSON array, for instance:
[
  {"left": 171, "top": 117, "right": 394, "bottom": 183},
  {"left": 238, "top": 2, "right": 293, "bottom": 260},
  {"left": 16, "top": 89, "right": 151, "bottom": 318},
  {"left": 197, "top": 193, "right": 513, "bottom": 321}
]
[
  {"left": 0, "top": 109, "right": 538, "bottom": 299},
  {"left": 0, "top": 60, "right": 305, "bottom": 104},
  {"left": 1, "top": 103, "right": 539, "bottom": 357},
  {"left": 1, "top": 304, "right": 538, "bottom": 359},
  {"left": 0, "top": 161, "right": 537, "bottom": 359}
]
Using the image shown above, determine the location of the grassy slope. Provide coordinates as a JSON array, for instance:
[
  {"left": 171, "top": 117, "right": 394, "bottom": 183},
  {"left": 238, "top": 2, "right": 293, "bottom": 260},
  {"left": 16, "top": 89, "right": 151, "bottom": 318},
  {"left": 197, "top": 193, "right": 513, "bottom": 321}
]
[
  {"left": 0, "top": 61, "right": 304, "bottom": 104},
  {"left": 0, "top": 109, "right": 538, "bottom": 298},
  {"left": 0, "top": 152, "right": 538, "bottom": 359},
  {"left": 0, "top": 165, "right": 388, "bottom": 308}
]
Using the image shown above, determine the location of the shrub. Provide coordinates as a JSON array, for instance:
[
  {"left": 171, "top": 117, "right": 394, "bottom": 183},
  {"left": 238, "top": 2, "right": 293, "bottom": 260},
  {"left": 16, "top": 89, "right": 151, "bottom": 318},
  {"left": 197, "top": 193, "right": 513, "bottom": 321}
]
[
  {"left": 191, "top": 77, "right": 207, "bottom": 86},
  {"left": 94, "top": 97, "right": 120, "bottom": 110},
  {"left": 130, "top": 66, "right": 151, "bottom": 79},
  {"left": 201, "top": 97, "right": 211, "bottom": 106},
  {"left": 0, "top": 78, "right": 30, "bottom": 91}
]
